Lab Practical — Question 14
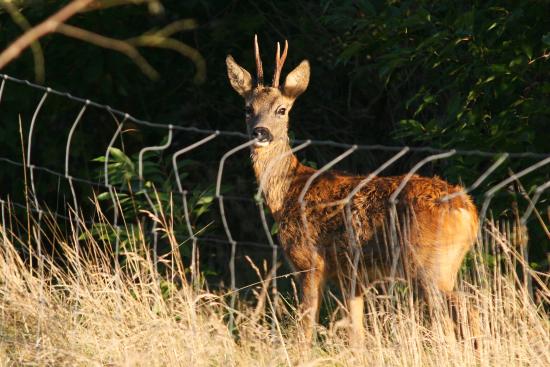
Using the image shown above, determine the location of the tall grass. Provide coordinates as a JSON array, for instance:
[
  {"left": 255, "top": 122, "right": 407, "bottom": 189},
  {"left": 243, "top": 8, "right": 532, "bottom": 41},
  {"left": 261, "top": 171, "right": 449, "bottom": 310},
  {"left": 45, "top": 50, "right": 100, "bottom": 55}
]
[{"left": 0, "top": 199, "right": 548, "bottom": 366}]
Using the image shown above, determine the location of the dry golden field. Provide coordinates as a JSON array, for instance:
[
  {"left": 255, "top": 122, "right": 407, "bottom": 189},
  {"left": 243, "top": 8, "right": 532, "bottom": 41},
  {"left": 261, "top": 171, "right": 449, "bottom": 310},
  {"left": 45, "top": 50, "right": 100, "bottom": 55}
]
[{"left": 0, "top": 202, "right": 549, "bottom": 367}]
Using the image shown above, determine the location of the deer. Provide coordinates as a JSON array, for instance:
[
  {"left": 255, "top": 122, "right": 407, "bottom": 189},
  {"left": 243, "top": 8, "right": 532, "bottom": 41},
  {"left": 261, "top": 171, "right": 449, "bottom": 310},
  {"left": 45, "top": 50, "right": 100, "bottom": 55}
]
[{"left": 225, "top": 36, "right": 479, "bottom": 346}]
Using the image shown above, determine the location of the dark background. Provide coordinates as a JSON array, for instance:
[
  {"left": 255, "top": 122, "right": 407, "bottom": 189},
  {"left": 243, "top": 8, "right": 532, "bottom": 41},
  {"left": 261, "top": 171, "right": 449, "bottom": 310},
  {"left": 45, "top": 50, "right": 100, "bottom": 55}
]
[{"left": 0, "top": 0, "right": 549, "bottom": 285}]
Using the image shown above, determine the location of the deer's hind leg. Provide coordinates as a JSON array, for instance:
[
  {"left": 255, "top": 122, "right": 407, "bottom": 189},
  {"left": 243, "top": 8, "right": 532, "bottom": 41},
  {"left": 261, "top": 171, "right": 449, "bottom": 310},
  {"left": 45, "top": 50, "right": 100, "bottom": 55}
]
[
  {"left": 346, "top": 246, "right": 367, "bottom": 347},
  {"left": 410, "top": 205, "right": 479, "bottom": 344},
  {"left": 417, "top": 245, "right": 480, "bottom": 346}
]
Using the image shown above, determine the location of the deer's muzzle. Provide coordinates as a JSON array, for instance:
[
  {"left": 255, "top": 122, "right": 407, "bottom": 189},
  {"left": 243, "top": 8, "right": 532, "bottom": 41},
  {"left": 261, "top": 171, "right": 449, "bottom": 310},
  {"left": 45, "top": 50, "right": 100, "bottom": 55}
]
[{"left": 252, "top": 127, "right": 273, "bottom": 146}]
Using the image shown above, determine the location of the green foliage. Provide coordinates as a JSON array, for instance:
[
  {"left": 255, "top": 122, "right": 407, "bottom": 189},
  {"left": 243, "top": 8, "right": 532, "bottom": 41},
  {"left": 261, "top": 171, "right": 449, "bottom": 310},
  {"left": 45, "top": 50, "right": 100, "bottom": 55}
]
[
  {"left": 85, "top": 146, "right": 216, "bottom": 266},
  {"left": 325, "top": 1, "right": 549, "bottom": 155},
  {"left": 1, "top": 0, "right": 548, "bottom": 273}
]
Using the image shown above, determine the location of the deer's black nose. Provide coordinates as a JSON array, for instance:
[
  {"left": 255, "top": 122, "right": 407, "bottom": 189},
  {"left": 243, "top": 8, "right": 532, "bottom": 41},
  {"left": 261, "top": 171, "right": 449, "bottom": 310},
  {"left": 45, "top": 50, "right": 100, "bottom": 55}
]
[{"left": 252, "top": 127, "right": 273, "bottom": 143}]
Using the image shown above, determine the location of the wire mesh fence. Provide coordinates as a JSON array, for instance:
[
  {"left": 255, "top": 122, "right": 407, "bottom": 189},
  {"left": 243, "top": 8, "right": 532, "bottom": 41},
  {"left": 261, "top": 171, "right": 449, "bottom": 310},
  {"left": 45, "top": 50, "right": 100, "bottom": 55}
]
[{"left": 0, "top": 73, "right": 549, "bottom": 345}]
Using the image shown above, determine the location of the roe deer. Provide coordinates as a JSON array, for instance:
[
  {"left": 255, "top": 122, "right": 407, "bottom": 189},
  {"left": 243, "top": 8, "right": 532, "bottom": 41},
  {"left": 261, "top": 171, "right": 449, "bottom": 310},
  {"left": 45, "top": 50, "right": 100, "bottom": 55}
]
[{"left": 226, "top": 36, "right": 479, "bottom": 345}]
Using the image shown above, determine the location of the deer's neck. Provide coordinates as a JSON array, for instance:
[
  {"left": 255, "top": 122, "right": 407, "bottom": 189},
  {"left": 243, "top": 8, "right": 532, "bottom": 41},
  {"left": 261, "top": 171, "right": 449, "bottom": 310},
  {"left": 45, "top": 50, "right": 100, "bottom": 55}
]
[{"left": 251, "top": 139, "right": 298, "bottom": 218}]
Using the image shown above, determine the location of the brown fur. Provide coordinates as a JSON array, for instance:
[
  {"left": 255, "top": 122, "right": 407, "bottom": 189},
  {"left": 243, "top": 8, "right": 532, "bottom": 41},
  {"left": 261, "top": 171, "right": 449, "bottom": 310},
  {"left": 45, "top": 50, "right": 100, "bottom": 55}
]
[{"left": 226, "top": 40, "right": 479, "bottom": 345}]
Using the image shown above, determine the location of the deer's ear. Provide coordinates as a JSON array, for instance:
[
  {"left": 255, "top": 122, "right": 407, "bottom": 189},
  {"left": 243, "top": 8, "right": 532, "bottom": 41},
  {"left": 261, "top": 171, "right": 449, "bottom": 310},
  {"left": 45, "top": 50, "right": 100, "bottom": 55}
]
[
  {"left": 226, "top": 55, "right": 253, "bottom": 97},
  {"left": 283, "top": 60, "right": 310, "bottom": 99}
]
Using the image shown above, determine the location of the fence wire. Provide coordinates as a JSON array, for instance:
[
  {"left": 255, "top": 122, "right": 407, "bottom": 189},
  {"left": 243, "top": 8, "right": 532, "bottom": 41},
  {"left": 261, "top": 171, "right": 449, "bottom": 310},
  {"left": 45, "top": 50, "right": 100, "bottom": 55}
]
[{"left": 0, "top": 73, "right": 549, "bottom": 344}]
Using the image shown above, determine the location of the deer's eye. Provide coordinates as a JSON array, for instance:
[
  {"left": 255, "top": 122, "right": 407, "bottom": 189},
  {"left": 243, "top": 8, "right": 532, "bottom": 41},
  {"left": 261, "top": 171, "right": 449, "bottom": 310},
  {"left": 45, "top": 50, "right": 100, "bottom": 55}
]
[
  {"left": 245, "top": 106, "right": 253, "bottom": 117},
  {"left": 276, "top": 107, "right": 286, "bottom": 116}
]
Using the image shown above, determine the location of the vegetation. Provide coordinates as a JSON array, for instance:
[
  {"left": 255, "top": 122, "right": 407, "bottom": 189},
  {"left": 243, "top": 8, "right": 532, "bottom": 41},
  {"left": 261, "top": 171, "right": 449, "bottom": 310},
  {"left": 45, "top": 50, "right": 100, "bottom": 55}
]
[
  {"left": 1, "top": 0, "right": 548, "bottom": 265},
  {"left": 0, "top": 1, "right": 549, "bottom": 364},
  {"left": 1, "top": 201, "right": 549, "bottom": 365}
]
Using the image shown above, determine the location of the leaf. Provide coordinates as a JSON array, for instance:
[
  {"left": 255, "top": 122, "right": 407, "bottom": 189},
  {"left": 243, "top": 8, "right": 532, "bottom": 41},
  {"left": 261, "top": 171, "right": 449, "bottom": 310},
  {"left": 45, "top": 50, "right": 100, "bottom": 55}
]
[
  {"left": 194, "top": 204, "right": 210, "bottom": 218},
  {"left": 542, "top": 33, "right": 550, "bottom": 46},
  {"left": 196, "top": 195, "right": 214, "bottom": 206},
  {"left": 96, "top": 192, "right": 112, "bottom": 201},
  {"left": 521, "top": 44, "right": 533, "bottom": 59},
  {"left": 109, "top": 147, "right": 131, "bottom": 165},
  {"left": 270, "top": 222, "right": 279, "bottom": 235}
]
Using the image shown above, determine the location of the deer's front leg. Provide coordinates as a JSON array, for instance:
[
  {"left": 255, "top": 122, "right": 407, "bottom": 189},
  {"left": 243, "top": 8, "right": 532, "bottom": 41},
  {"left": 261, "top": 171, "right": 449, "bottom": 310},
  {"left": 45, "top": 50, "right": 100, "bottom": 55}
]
[{"left": 299, "top": 264, "right": 325, "bottom": 345}]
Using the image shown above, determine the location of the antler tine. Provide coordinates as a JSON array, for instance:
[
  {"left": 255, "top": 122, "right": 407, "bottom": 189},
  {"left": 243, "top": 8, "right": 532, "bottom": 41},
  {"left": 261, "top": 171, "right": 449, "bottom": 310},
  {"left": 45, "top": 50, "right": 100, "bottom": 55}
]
[
  {"left": 272, "top": 40, "right": 288, "bottom": 88},
  {"left": 273, "top": 42, "right": 281, "bottom": 86},
  {"left": 254, "top": 34, "right": 264, "bottom": 86}
]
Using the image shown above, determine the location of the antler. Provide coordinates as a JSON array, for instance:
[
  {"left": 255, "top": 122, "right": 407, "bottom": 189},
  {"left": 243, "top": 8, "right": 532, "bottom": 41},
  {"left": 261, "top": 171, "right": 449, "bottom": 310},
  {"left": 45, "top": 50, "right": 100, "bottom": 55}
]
[
  {"left": 272, "top": 40, "right": 288, "bottom": 88},
  {"left": 254, "top": 34, "right": 264, "bottom": 86}
]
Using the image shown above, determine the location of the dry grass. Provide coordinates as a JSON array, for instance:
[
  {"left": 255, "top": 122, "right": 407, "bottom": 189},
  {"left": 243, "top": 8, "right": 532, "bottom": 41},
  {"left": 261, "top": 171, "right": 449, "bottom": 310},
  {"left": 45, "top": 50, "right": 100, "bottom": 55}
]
[{"left": 0, "top": 203, "right": 549, "bottom": 366}]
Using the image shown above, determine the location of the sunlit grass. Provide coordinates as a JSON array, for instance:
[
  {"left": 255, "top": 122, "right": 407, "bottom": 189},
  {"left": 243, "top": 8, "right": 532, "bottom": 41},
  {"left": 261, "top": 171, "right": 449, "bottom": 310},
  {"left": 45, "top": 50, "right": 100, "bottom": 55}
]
[{"left": 0, "top": 199, "right": 548, "bottom": 366}]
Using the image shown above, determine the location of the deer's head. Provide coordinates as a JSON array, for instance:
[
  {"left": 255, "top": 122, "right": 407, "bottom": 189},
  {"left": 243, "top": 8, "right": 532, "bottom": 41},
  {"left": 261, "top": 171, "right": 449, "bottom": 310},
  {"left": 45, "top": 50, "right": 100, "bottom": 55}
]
[{"left": 226, "top": 36, "right": 310, "bottom": 148}]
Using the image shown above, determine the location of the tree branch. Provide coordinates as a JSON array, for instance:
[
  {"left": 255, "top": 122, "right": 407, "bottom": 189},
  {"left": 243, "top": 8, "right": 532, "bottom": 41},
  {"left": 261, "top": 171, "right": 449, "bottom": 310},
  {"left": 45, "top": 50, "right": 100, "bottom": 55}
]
[
  {"left": 0, "top": 0, "right": 95, "bottom": 70},
  {"left": 55, "top": 23, "right": 159, "bottom": 79},
  {"left": 0, "top": 1, "right": 205, "bottom": 82},
  {"left": 0, "top": 0, "right": 45, "bottom": 82},
  {"left": 128, "top": 33, "right": 206, "bottom": 83}
]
